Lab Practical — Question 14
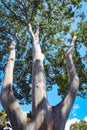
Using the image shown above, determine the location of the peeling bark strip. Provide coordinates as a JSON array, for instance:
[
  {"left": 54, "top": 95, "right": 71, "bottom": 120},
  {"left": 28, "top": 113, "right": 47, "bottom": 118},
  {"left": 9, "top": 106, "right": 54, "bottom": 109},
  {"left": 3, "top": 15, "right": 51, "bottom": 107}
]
[{"left": 1, "top": 22, "right": 79, "bottom": 130}]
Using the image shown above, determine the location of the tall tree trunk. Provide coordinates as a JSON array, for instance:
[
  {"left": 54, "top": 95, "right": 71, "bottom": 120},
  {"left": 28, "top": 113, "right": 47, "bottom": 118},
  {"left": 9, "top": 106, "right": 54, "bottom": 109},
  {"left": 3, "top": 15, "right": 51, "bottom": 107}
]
[
  {"left": 1, "top": 24, "right": 79, "bottom": 130},
  {"left": 28, "top": 23, "right": 53, "bottom": 130}
]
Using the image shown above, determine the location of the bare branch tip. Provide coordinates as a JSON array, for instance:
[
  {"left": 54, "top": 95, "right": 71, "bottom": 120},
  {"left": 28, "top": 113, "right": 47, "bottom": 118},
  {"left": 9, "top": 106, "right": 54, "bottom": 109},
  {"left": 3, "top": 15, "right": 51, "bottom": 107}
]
[
  {"left": 28, "top": 23, "right": 32, "bottom": 28},
  {"left": 15, "top": 33, "right": 18, "bottom": 37},
  {"left": 73, "top": 35, "right": 77, "bottom": 40}
]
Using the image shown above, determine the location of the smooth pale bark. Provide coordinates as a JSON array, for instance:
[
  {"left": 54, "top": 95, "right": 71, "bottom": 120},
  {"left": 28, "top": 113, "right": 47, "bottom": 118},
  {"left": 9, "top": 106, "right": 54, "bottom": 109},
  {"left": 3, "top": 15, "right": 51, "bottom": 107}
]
[
  {"left": 1, "top": 24, "right": 79, "bottom": 130},
  {"left": 28, "top": 23, "right": 53, "bottom": 129},
  {"left": 52, "top": 36, "right": 79, "bottom": 130},
  {"left": 1, "top": 37, "right": 27, "bottom": 130}
]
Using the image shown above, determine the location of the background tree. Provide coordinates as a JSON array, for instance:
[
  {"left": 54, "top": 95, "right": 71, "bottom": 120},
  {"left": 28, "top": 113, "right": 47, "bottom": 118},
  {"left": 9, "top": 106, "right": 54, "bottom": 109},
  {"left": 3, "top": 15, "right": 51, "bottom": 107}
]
[{"left": 70, "top": 120, "right": 87, "bottom": 130}]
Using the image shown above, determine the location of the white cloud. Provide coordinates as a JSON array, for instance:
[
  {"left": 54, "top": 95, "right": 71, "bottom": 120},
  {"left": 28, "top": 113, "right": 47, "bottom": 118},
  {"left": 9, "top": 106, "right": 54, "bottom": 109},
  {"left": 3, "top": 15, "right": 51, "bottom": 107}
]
[
  {"left": 73, "top": 104, "right": 80, "bottom": 109},
  {"left": 84, "top": 116, "right": 87, "bottom": 121}
]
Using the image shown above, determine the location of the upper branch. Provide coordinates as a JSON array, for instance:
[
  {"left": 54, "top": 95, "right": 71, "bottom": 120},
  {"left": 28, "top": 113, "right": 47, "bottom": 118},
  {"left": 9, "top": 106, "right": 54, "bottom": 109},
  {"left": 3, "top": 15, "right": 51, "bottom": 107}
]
[
  {"left": 61, "top": 35, "right": 79, "bottom": 119},
  {"left": 1, "top": 34, "right": 27, "bottom": 130},
  {"left": 3, "top": 35, "right": 17, "bottom": 88},
  {"left": 71, "top": 35, "right": 77, "bottom": 46},
  {"left": 35, "top": 23, "right": 39, "bottom": 36},
  {"left": 28, "top": 23, "right": 35, "bottom": 40},
  {"left": 65, "top": 35, "right": 77, "bottom": 81},
  {"left": 53, "top": 35, "right": 79, "bottom": 126},
  {"left": 66, "top": 35, "right": 77, "bottom": 56},
  {"left": 16, "top": 0, "right": 28, "bottom": 18},
  {"left": 1, "top": 0, "right": 26, "bottom": 25}
]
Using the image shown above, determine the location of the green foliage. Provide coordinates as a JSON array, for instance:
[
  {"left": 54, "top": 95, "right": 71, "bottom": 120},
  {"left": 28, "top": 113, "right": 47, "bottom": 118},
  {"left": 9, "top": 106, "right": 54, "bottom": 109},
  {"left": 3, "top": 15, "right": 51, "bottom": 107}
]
[
  {"left": 0, "top": 111, "right": 9, "bottom": 130},
  {"left": 0, "top": 0, "right": 87, "bottom": 104},
  {"left": 77, "top": 22, "right": 87, "bottom": 45},
  {"left": 70, "top": 120, "right": 87, "bottom": 130},
  {"left": 71, "top": 0, "right": 81, "bottom": 5}
]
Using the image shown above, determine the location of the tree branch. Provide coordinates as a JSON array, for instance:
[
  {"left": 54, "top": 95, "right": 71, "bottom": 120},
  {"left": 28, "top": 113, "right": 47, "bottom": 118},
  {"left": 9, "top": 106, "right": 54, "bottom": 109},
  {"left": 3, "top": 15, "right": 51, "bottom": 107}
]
[
  {"left": 1, "top": 36, "right": 27, "bottom": 130},
  {"left": 35, "top": 23, "right": 39, "bottom": 36},
  {"left": 1, "top": 0, "right": 26, "bottom": 25},
  {"left": 52, "top": 35, "right": 79, "bottom": 129},
  {"left": 14, "top": 0, "right": 28, "bottom": 20},
  {"left": 65, "top": 35, "right": 77, "bottom": 81},
  {"left": 61, "top": 35, "right": 79, "bottom": 119},
  {"left": 28, "top": 23, "right": 35, "bottom": 40}
]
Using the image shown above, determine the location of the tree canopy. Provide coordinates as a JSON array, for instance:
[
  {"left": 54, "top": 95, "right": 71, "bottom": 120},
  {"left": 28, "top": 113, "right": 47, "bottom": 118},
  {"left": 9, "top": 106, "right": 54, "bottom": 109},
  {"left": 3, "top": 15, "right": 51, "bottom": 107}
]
[{"left": 0, "top": 0, "right": 87, "bottom": 104}]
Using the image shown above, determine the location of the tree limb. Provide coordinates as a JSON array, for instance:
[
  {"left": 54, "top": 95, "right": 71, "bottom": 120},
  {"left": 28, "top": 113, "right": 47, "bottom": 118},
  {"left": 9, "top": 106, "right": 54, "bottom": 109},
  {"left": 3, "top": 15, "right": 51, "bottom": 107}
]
[
  {"left": 52, "top": 35, "right": 79, "bottom": 129},
  {"left": 1, "top": 36, "right": 27, "bottom": 130},
  {"left": 28, "top": 23, "right": 35, "bottom": 40},
  {"left": 35, "top": 23, "right": 39, "bottom": 36},
  {"left": 65, "top": 35, "right": 77, "bottom": 81},
  {"left": 61, "top": 35, "right": 79, "bottom": 118},
  {"left": 1, "top": 0, "right": 26, "bottom": 25}
]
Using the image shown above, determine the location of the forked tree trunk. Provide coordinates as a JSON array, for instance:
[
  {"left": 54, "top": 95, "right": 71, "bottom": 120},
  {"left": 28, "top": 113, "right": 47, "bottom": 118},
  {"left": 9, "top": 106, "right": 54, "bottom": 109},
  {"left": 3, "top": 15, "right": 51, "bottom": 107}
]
[{"left": 1, "top": 24, "right": 79, "bottom": 130}]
